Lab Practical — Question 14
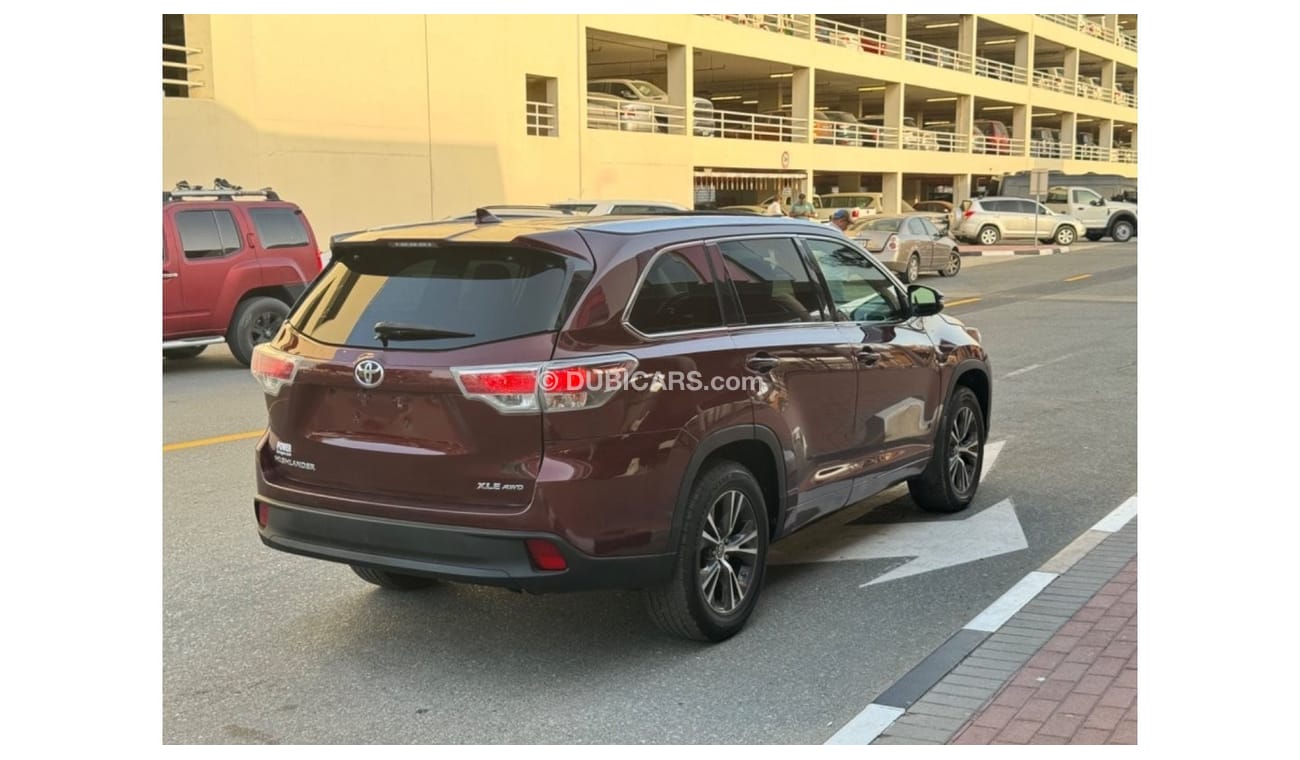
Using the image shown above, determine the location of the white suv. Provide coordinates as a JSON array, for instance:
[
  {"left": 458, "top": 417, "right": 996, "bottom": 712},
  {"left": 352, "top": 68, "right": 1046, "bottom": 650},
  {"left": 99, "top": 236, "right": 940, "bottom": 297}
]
[
  {"left": 954, "top": 197, "right": 1085, "bottom": 246},
  {"left": 587, "top": 78, "right": 717, "bottom": 136}
]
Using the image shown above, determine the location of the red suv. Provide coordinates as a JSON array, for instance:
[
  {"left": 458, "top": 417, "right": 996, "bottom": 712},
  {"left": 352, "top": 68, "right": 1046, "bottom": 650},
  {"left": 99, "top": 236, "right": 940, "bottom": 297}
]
[
  {"left": 251, "top": 212, "right": 992, "bottom": 641},
  {"left": 163, "top": 181, "right": 323, "bottom": 365}
]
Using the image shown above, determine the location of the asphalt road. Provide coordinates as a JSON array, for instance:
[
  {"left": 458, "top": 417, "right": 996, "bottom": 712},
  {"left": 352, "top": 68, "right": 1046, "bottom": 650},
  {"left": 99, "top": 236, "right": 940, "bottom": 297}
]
[{"left": 162, "top": 240, "right": 1137, "bottom": 744}]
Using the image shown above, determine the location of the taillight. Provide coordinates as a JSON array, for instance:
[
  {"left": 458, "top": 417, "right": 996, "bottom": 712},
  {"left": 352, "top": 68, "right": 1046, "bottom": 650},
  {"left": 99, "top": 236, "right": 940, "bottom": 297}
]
[
  {"left": 852, "top": 209, "right": 860, "bottom": 218},
  {"left": 316, "top": 250, "right": 325, "bottom": 273},
  {"left": 963, "top": 210, "right": 975, "bottom": 219},
  {"left": 255, "top": 500, "right": 269, "bottom": 528},
  {"left": 452, "top": 354, "right": 638, "bottom": 415},
  {"left": 250, "top": 345, "right": 298, "bottom": 396},
  {"left": 886, "top": 234, "right": 898, "bottom": 252},
  {"left": 524, "top": 539, "right": 568, "bottom": 572}
]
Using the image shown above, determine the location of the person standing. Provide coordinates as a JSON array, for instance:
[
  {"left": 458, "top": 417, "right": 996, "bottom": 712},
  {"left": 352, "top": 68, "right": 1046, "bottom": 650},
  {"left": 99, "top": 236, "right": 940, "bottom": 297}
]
[
  {"left": 789, "top": 193, "right": 816, "bottom": 219},
  {"left": 765, "top": 196, "right": 785, "bottom": 216}
]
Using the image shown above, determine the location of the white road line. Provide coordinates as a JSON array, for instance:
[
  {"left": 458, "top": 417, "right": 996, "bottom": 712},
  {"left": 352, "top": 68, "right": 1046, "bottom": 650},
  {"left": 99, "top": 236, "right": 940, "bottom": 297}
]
[
  {"left": 1001, "top": 353, "right": 1076, "bottom": 379},
  {"left": 1092, "top": 495, "right": 1137, "bottom": 532},
  {"left": 824, "top": 704, "right": 905, "bottom": 745},
  {"left": 964, "top": 571, "right": 1059, "bottom": 632},
  {"left": 980, "top": 440, "right": 1005, "bottom": 483}
]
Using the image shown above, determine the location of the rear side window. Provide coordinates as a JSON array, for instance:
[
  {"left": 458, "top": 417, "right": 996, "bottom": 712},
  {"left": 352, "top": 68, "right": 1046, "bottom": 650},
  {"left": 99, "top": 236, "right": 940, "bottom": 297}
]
[
  {"left": 248, "top": 208, "right": 309, "bottom": 249},
  {"left": 628, "top": 245, "right": 722, "bottom": 334},
  {"left": 907, "top": 218, "right": 929, "bottom": 235},
  {"left": 1045, "top": 189, "right": 1069, "bottom": 204},
  {"left": 291, "top": 244, "right": 585, "bottom": 350},
  {"left": 175, "top": 210, "right": 241, "bottom": 259},
  {"left": 717, "top": 238, "right": 825, "bottom": 325}
]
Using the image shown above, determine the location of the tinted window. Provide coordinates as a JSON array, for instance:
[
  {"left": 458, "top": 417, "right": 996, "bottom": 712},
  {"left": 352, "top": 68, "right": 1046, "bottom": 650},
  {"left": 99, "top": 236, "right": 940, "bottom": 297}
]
[
  {"left": 978, "top": 200, "right": 1007, "bottom": 213},
  {"left": 860, "top": 217, "right": 902, "bottom": 232},
  {"left": 1045, "top": 189, "right": 1069, "bottom": 204},
  {"left": 717, "top": 238, "right": 825, "bottom": 325},
  {"left": 824, "top": 196, "right": 865, "bottom": 209},
  {"left": 176, "top": 210, "right": 240, "bottom": 259},
  {"left": 1073, "top": 188, "right": 1102, "bottom": 205},
  {"left": 552, "top": 203, "right": 596, "bottom": 213},
  {"left": 292, "top": 244, "right": 582, "bottom": 350},
  {"left": 612, "top": 205, "right": 674, "bottom": 215},
  {"left": 1008, "top": 200, "right": 1037, "bottom": 214},
  {"left": 804, "top": 238, "right": 907, "bottom": 323},
  {"left": 919, "top": 218, "right": 942, "bottom": 236},
  {"left": 628, "top": 246, "right": 722, "bottom": 334},
  {"left": 907, "top": 218, "right": 928, "bottom": 235},
  {"left": 248, "top": 207, "right": 309, "bottom": 249}
]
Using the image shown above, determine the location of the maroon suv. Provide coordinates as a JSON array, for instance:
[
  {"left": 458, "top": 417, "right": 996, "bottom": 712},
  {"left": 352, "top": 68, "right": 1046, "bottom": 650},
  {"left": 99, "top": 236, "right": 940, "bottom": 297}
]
[{"left": 251, "top": 213, "right": 991, "bottom": 641}]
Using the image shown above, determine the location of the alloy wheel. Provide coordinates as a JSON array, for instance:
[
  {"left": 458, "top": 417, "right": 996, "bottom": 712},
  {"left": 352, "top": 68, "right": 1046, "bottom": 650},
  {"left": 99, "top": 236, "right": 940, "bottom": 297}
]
[
  {"left": 698, "top": 490, "right": 759, "bottom": 615},
  {"left": 948, "top": 405, "right": 980, "bottom": 496},
  {"left": 250, "top": 310, "right": 283, "bottom": 346}
]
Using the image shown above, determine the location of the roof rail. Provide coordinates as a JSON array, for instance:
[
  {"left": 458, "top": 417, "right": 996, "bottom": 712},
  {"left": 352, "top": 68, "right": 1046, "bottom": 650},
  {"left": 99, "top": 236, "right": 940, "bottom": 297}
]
[{"left": 163, "top": 179, "right": 281, "bottom": 203}]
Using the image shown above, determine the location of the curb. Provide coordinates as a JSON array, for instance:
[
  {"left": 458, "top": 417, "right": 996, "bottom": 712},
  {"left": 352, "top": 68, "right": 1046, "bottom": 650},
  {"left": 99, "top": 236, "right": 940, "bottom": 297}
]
[
  {"left": 825, "top": 496, "right": 1137, "bottom": 745},
  {"left": 958, "top": 245, "right": 1068, "bottom": 257}
]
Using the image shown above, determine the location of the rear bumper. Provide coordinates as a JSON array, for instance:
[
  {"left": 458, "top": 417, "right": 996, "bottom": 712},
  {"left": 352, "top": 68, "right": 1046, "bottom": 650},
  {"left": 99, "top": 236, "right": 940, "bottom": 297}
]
[{"left": 256, "top": 495, "right": 676, "bottom": 593}]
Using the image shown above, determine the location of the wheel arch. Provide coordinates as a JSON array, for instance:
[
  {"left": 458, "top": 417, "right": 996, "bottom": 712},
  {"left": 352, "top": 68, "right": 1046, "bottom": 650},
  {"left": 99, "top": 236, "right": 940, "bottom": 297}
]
[{"left": 669, "top": 425, "right": 790, "bottom": 546}]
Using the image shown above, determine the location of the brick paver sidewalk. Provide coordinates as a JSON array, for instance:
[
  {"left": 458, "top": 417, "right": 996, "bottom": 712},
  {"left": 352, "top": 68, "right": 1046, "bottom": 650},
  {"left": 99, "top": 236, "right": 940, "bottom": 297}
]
[{"left": 950, "top": 558, "right": 1137, "bottom": 745}]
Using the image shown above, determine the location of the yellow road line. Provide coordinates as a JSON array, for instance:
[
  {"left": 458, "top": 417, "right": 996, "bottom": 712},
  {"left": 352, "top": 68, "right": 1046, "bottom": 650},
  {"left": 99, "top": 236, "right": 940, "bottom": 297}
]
[
  {"left": 946, "top": 297, "right": 982, "bottom": 307},
  {"left": 164, "top": 430, "right": 263, "bottom": 453},
  {"left": 1064, "top": 273, "right": 1093, "bottom": 282}
]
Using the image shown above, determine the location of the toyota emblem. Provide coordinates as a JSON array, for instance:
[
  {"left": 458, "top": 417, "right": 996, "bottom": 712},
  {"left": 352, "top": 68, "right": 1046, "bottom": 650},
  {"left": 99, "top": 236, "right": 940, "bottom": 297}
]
[{"left": 354, "top": 359, "right": 385, "bottom": 389}]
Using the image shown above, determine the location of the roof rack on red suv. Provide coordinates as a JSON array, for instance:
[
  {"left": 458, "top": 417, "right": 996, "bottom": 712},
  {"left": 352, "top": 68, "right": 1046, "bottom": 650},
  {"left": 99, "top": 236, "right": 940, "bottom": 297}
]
[
  {"left": 251, "top": 214, "right": 993, "bottom": 641},
  {"left": 163, "top": 178, "right": 323, "bottom": 366}
]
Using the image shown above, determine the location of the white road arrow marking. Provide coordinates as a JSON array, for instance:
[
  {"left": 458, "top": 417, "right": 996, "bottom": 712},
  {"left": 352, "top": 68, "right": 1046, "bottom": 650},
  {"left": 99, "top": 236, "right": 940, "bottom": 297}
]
[{"left": 768, "top": 440, "right": 1023, "bottom": 587}]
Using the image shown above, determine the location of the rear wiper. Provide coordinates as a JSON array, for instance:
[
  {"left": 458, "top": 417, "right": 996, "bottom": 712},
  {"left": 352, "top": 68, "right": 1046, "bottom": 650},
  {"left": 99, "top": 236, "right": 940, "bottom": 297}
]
[{"left": 373, "top": 321, "right": 475, "bottom": 347}]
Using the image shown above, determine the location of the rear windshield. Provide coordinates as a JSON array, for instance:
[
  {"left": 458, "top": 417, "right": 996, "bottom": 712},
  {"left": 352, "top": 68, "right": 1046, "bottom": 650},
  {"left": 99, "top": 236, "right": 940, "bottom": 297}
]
[
  {"left": 860, "top": 218, "right": 902, "bottom": 232},
  {"left": 291, "top": 244, "right": 587, "bottom": 351}
]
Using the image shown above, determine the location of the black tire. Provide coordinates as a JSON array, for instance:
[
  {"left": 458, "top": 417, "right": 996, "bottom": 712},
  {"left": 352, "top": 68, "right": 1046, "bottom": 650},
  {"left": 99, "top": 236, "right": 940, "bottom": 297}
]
[
  {"left": 900, "top": 254, "right": 921, "bottom": 284},
  {"left": 1109, "top": 219, "right": 1135, "bottom": 242},
  {"left": 643, "top": 462, "right": 769, "bottom": 642},
  {"left": 1086, "top": 232, "right": 1104, "bottom": 241},
  {"left": 163, "top": 346, "right": 206, "bottom": 360},
  {"left": 938, "top": 251, "right": 961, "bottom": 277},
  {"left": 351, "top": 565, "right": 438, "bottom": 590},
  {"left": 1054, "top": 225, "right": 1077, "bottom": 246},
  {"left": 977, "top": 225, "right": 1001, "bottom": 246},
  {"left": 227, "top": 296, "right": 290, "bottom": 367},
  {"left": 908, "top": 385, "right": 985, "bottom": 513}
]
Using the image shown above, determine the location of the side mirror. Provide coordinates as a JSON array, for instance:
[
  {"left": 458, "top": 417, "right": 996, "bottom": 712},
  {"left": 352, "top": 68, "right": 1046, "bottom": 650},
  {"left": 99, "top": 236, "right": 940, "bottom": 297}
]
[
  {"left": 908, "top": 284, "right": 944, "bottom": 317},
  {"left": 1091, "top": 198, "right": 1106, "bottom": 207}
]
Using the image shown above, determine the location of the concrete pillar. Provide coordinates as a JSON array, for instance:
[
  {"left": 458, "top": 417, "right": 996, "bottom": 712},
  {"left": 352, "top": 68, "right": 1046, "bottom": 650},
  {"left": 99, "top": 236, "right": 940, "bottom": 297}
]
[
  {"left": 1131, "top": 124, "right": 1137, "bottom": 152},
  {"left": 1101, "top": 59, "right": 1116, "bottom": 90},
  {"left": 1103, "top": 14, "right": 1119, "bottom": 31},
  {"left": 792, "top": 67, "right": 814, "bottom": 143},
  {"left": 1100, "top": 118, "right": 1114, "bottom": 160},
  {"left": 885, "top": 82, "right": 904, "bottom": 149},
  {"left": 886, "top": 14, "right": 907, "bottom": 58},
  {"left": 956, "top": 94, "right": 975, "bottom": 152},
  {"left": 1060, "top": 112, "right": 1078, "bottom": 158},
  {"left": 1014, "top": 33, "right": 1033, "bottom": 79},
  {"left": 1013, "top": 104, "right": 1029, "bottom": 156},
  {"left": 882, "top": 172, "right": 903, "bottom": 214},
  {"left": 667, "top": 44, "right": 691, "bottom": 135},
  {"left": 953, "top": 173, "right": 973, "bottom": 210},
  {"left": 958, "top": 15, "right": 977, "bottom": 73},
  {"left": 1064, "top": 48, "right": 1080, "bottom": 93}
]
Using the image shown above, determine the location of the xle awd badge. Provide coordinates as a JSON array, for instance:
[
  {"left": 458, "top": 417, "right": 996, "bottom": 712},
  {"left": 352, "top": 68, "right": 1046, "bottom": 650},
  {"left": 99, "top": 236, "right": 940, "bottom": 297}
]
[{"left": 355, "top": 359, "right": 384, "bottom": 389}]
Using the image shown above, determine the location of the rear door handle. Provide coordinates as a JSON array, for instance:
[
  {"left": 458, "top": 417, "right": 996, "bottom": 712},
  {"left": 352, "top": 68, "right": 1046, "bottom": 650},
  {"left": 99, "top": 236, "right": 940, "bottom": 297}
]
[
  {"left": 162, "top": 272, "right": 178, "bottom": 279},
  {"left": 746, "top": 355, "right": 779, "bottom": 373}
]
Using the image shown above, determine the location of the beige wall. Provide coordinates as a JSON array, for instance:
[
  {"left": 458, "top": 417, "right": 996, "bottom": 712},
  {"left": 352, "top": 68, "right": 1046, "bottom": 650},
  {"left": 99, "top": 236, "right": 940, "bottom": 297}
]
[{"left": 163, "top": 14, "right": 1138, "bottom": 244}]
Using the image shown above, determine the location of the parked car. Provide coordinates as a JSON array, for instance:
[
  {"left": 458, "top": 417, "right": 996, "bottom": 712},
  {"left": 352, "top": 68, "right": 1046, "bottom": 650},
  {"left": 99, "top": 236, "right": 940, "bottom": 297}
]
[
  {"left": 1035, "top": 67, "right": 1069, "bottom": 92},
  {"left": 953, "top": 196, "right": 1085, "bottom": 246},
  {"left": 816, "top": 192, "right": 917, "bottom": 221},
  {"left": 163, "top": 181, "right": 323, "bottom": 365},
  {"left": 1029, "top": 127, "right": 1062, "bottom": 158},
  {"left": 859, "top": 115, "right": 941, "bottom": 150},
  {"left": 588, "top": 78, "right": 715, "bottom": 136},
  {"left": 587, "top": 93, "right": 656, "bottom": 132},
  {"left": 972, "top": 120, "right": 1012, "bottom": 155},
  {"left": 848, "top": 213, "right": 962, "bottom": 283},
  {"left": 1043, "top": 186, "right": 1137, "bottom": 242},
  {"left": 715, "top": 205, "right": 768, "bottom": 215},
  {"left": 913, "top": 200, "right": 955, "bottom": 233},
  {"left": 251, "top": 214, "right": 992, "bottom": 642},
  {"left": 817, "top": 110, "right": 879, "bottom": 146},
  {"left": 550, "top": 200, "right": 687, "bottom": 215}
]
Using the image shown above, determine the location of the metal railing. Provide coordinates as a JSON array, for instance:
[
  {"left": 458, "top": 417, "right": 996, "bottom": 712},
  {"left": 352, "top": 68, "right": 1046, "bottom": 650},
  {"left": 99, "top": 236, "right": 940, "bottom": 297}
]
[
  {"left": 713, "top": 109, "right": 807, "bottom": 142},
  {"left": 162, "top": 42, "right": 203, "bottom": 93},
  {"left": 811, "top": 16, "right": 900, "bottom": 57},
  {"left": 932, "top": 130, "right": 966, "bottom": 152},
  {"left": 586, "top": 97, "right": 687, "bottom": 135},
  {"left": 971, "top": 135, "right": 1024, "bottom": 156},
  {"left": 1030, "top": 139, "right": 1065, "bottom": 159},
  {"left": 1032, "top": 69, "right": 1071, "bottom": 93},
  {"left": 812, "top": 120, "right": 886, "bottom": 148},
  {"left": 904, "top": 38, "right": 971, "bottom": 72},
  {"left": 974, "top": 56, "right": 1027, "bottom": 84},
  {"left": 1114, "top": 147, "right": 1137, "bottom": 163},
  {"left": 1037, "top": 14, "right": 1136, "bottom": 52},
  {"left": 526, "top": 101, "right": 556, "bottom": 136},
  {"left": 1073, "top": 142, "right": 1107, "bottom": 161},
  {"left": 704, "top": 13, "right": 811, "bottom": 38}
]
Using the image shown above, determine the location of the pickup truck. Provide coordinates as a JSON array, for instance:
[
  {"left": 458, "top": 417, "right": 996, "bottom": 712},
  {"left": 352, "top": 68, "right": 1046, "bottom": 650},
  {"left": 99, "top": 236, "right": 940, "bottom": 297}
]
[{"left": 1042, "top": 185, "right": 1137, "bottom": 242}]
